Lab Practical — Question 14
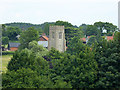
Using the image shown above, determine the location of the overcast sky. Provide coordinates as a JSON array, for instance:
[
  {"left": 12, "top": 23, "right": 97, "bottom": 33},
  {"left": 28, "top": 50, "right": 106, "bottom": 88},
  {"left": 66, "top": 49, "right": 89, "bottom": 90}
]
[{"left": 0, "top": 0, "right": 119, "bottom": 26}]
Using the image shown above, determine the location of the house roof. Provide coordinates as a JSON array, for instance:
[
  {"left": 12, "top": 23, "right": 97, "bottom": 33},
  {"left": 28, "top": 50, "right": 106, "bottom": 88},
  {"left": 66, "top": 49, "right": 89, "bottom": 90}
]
[
  {"left": 81, "top": 36, "right": 91, "bottom": 42},
  {"left": 81, "top": 38, "right": 86, "bottom": 42},
  {"left": 81, "top": 36, "right": 113, "bottom": 42},
  {"left": 42, "top": 36, "right": 48, "bottom": 41},
  {"left": 38, "top": 41, "right": 48, "bottom": 47},
  {"left": 107, "top": 36, "right": 113, "bottom": 40},
  {"left": 9, "top": 42, "right": 20, "bottom": 48}
]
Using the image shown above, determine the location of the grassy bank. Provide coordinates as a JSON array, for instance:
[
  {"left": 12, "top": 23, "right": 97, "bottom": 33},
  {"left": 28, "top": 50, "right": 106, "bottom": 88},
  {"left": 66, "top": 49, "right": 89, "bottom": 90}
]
[{"left": 1, "top": 55, "right": 13, "bottom": 73}]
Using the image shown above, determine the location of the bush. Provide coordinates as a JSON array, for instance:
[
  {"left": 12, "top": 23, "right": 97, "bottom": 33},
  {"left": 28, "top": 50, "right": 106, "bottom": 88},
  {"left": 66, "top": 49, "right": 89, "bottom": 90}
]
[{"left": 2, "top": 51, "right": 15, "bottom": 55}]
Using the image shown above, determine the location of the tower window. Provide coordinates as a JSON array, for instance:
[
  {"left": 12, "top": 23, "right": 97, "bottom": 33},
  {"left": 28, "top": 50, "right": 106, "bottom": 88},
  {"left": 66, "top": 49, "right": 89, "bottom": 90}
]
[
  {"left": 52, "top": 32, "right": 54, "bottom": 38},
  {"left": 59, "top": 32, "right": 62, "bottom": 39}
]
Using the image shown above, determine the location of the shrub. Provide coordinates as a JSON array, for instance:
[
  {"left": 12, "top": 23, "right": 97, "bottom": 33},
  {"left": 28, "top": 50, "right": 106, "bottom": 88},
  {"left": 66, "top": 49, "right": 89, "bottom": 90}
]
[{"left": 2, "top": 51, "right": 15, "bottom": 55}]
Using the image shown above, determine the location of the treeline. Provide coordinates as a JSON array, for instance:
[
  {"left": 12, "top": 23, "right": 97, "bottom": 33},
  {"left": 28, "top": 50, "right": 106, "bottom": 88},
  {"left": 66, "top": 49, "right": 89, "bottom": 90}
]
[
  {"left": 2, "top": 21, "right": 119, "bottom": 51},
  {"left": 5, "top": 22, "right": 54, "bottom": 30},
  {"left": 2, "top": 31, "right": 120, "bottom": 88}
]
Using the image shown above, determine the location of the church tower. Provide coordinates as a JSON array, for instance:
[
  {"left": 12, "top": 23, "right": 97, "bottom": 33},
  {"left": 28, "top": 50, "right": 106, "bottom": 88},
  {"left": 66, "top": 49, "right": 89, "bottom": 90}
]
[{"left": 48, "top": 26, "right": 66, "bottom": 52}]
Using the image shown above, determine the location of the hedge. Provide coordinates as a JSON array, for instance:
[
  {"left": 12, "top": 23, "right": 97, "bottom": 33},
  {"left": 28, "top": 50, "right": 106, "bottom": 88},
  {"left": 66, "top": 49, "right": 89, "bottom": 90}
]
[{"left": 2, "top": 51, "right": 15, "bottom": 55}]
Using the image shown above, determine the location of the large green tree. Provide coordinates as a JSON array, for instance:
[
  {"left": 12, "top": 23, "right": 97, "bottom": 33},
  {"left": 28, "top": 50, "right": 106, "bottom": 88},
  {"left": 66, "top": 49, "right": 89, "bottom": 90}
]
[
  {"left": 86, "top": 25, "right": 99, "bottom": 36},
  {"left": 6, "top": 26, "right": 21, "bottom": 40},
  {"left": 3, "top": 41, "right": 72, "bottom": 88},
  {"left": 94, "top": 32, "right": 120, "bottom": 88},
  {"left": 2, "top": 37, "right": 9, "bottom": 46},
  {"left": 46, "top": 46, "right": 98, "bottom": 88},
  {"left": 19, "top": 27, "right": 39, "bottom": 49},
  {"left": 8, "top": 41, "right": 48, "bottom": 72},
  {"left": 55, "top": 20, "right": 73, "bottom": 27},
  {"left": 2, "top": 68, "right": 55, "bottom": 88},
  {"left": 94, "top": 21, "right": 118, "bottom": 36}
]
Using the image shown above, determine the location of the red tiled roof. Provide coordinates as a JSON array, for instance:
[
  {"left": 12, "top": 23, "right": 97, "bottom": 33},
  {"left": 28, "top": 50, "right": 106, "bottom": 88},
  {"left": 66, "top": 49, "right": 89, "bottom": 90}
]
[
  {"left": 81, "top": 38, "right": 86, "bottom": 42},
  {"left": 42, "top": 36, "right": 49, "bottom": 41},
  {"left": 107, "top": 36, "right": 113, "bottom": 40}
]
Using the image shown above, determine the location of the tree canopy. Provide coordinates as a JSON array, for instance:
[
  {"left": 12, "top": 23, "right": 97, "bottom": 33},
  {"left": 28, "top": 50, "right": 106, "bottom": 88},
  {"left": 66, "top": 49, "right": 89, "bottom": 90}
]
[{"left": 19, "top": 27, "right": 39, "bottom": 49}]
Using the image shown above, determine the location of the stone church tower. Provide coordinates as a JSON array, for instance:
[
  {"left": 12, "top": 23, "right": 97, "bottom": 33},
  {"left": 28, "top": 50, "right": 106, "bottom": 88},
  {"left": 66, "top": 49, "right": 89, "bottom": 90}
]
[{"left": 48, "top": 26, "right": 66, "bottom": 52}]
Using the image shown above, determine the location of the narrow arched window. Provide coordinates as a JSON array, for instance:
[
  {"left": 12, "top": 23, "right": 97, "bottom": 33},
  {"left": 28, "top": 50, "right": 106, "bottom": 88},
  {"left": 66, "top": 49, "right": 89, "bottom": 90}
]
[
  {"left": 52, "top": 32, "right": 54, "bottom": 38},
  {"left": 59, "top": 32, "right": 62, "bottom": 39}
]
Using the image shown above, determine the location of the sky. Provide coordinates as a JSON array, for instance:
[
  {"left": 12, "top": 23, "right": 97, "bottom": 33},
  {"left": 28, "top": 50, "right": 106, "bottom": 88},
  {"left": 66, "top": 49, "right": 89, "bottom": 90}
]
[{"left": 0, "top": 0, "right": 119, "bottom": 27}]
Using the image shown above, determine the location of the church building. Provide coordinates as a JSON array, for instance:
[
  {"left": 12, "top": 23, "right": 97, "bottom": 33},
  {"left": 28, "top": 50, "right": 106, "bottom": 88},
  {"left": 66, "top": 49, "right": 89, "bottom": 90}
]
[{"left": 48, "top": 26, "right": 66, "bottom": 52}]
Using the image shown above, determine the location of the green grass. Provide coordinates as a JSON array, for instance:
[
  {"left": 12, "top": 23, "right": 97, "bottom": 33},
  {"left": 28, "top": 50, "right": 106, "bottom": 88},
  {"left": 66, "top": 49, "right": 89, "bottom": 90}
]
[
  {"left": 1, "top": 55, "right": 13, "bottom": 73},
  {"left": 9, "top": 40, "right": 19, "bottom": 43}
]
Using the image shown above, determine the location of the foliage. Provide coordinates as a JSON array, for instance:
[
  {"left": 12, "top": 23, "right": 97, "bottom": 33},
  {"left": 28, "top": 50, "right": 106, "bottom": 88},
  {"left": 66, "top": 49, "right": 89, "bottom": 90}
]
[
  {"left": 2, "top": 68, "right": 54, "bottom": 88},
  {"left": 36, "top": 27, "right": 43, "bottom": 35},
  {"left": 67, "top": 36, "right": 85, "bottom": 55},
  {"left": 2, "top": 51, "right": 15, "bottom": 55},
  {"left": 94, "top": 32, "right": 120, "bottom": 88},
  {"left": 2, "top": 37, "right": 9, "bottom": 45},
  {"left": 5, "top": 22, "right": 55, "bottom": 35},
  {"left": 86, "top": 25, "right": 99, "bottom": 36},
  {"left": 94, "top": 21, "right": 118, "bottom": 36},
  {"left": 19, "top": 27, "right": 39, "bottom": 49},
  {"left": 3, "top": 42, "right": 72, "bottom": 88},
  {"left": 5, "top": 22, "right": 41, "bottom": 30},
  {"left": 2, "top": 67, "right": 72, "bottom": 88},
  {"left": 65, "top": 27, "right": 83, "bottom": 46},
  {"left": 79, "top": 24, "right": 87, "bottom": 36},
  {"left": 6, "top": 26, "right": 21, "bottom": 40},
  {"left": 55, "top": 20, "right": 73, "bottom": 27},
  {"left": 43, "top": 23, "right": 49, "bottom": 35},
  {"left": 87, "top": 35, "right": 97, "bottom": 46},
  {"left": 7, "top": 41, "right": 48, "bottom": 72},
  {"left": 2, "top": 21, "right": 120, "bottom": 88},
  {"left": 47, "top": 47, "right": 98, "bottom": 88}
]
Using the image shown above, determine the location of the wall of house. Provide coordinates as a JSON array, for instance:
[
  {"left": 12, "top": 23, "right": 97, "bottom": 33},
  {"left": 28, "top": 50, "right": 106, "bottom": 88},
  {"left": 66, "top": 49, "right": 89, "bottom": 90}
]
[
  {"left": 40, "top": 37, "right": 47, "bottom": 41},
  {"left": 10, "top": 47, "right": 18, "bottom": 51}
]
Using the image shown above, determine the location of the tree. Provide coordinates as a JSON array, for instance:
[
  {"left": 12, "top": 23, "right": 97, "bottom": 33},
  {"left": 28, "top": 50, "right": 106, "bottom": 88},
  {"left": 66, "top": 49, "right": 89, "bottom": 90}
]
[
  {"left": 6, "top": 26, "right": 21, "bottom": 40},
  {"left": 65, "top": 27, "right": 83, "bottom": 46},
  {"left": 3, "top": 43, "right": 72, "bottom": 88},
  {"left": 2, "top": 68, "right": 55, "bottom": 88},
  {"left": 55, "top": 20, "right": 73, "bottom": 27},
  {"left": 36, "top": 27, "right": 43, "bottom": 35},
  {"left": 94, "top": 21, "right": 118, "bottom": 36},
  {"left": 87, "top": 35, "right": 97, "bottom": 46},
  {"left": 67, "top": 36, "right": 85, "bottom": 55},
  {"left": 46, "top": 46, "right": 98, "bottom": 88},
  {"left": 86, "top": 25, "right": 98, "bottom": 36},
  {"left": 43, "top": 23, "right": 49, "bottom": 35},
  {"left": 19, "top": 27, "right": 39, "bottom": 49},
  {"left": 79, "top": 24, "right": 87, "bottom": 36},
  {"left": 2, "top": 37, "right": 9, "bottom": 46},
  {"left": 94, "top": 32, "right": 120, "bottom": 88},
  {"left": 2, "top": 24, "right": 7, "bottom": 37},
  {"left": 8, "top": 41, "right": 48, "bottom": 72}
]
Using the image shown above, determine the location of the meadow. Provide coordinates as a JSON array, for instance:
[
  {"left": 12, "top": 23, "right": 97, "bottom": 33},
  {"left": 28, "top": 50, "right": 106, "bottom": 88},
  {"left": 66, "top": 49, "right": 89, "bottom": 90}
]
[{"left": 1, "top": 55, "right": 13, "bottom": 73}]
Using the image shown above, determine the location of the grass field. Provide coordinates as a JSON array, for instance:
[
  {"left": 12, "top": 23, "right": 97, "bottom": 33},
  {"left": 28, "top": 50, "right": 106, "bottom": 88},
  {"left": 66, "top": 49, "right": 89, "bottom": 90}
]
[{"left": 1, "top": 55, "right": 13, "bottom": 73}]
